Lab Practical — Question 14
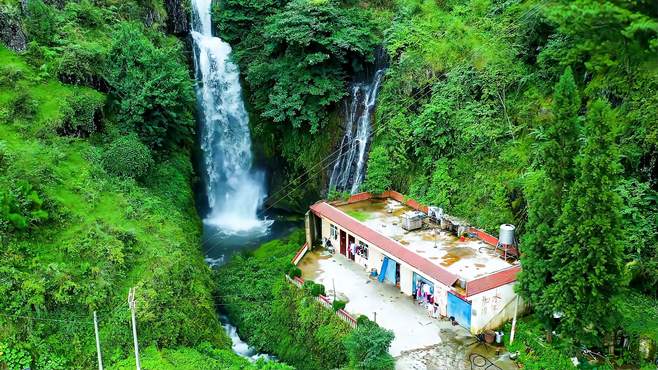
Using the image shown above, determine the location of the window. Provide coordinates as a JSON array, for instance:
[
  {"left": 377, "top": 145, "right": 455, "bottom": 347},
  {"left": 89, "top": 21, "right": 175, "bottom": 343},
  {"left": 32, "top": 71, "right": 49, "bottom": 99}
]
[
  {"left": 357, "top": 241, "right": 369, "bottom": 259},
  {"left": 330, "top": 224, "right": 338, "bottom": 240}
]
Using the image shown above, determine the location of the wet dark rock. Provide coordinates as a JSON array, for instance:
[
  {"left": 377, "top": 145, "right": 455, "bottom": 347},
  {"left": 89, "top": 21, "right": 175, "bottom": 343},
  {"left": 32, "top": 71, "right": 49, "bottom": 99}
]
[
  {"left": 164, "top": 0, "right": 189, "bottom": 35},
  {"left": 0, "top": 6, "right": 27, "bottom": 52}
]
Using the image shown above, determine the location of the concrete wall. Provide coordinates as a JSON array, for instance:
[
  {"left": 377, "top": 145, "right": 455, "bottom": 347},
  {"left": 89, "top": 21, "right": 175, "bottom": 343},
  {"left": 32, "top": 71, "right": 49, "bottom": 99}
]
[
  {"left": 400, "top": 265, "right": 413, "bottom": 295},
  {"left": 469, "top": 282, "right": 520, "bottom": 333}
]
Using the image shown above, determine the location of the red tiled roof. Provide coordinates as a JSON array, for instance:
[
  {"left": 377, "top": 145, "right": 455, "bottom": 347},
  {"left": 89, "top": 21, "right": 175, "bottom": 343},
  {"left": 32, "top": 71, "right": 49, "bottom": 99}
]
[
  {"left": 310, "top": 202, "right": 459, "bottom": 287},
  {"left": 465, "top": 265, "right": 521, "bottom": 296}
]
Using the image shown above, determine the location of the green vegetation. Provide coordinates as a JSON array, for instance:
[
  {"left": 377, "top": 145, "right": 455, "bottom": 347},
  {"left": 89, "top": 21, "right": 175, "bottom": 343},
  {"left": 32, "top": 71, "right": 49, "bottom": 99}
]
[
  {"left": 359, "top": 1, "right": 657, "bottom": 364},
  {"left": 0, "top": 0, "right": 257, "bottom": 368},
  {"left": 214, "top": 0, "right": 389, "bottom": 210},
  {"left": 107, "top": 345, "right": 292, "bottom": 370},
  {"left": 346, "top": 210, "right": 370, "bottom": 222},
  {"left": 216, "top": 232, "right": 395, "bottom": 370},
  {"left": 2, "top": 0, "right": 657, "bottom": 368}
]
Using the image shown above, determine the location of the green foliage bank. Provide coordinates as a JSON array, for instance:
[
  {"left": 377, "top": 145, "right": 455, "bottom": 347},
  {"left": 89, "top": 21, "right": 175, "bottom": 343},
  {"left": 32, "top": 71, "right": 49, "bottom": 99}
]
[
  {"left": 215, "top": 231, "right": 395, "bottom": 370},
  {"left": 0, "top": 0, "right": 275, "bottom": 368}
]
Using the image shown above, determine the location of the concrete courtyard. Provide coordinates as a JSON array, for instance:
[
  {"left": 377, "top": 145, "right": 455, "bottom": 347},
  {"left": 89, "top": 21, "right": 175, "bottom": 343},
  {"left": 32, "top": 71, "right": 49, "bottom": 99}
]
[{"left": 298, "top": 249, "right": 518, "bottom": 370}]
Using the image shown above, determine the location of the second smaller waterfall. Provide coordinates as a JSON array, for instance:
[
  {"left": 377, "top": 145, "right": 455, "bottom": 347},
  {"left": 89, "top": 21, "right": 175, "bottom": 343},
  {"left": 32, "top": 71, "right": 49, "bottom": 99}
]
[{"left": 329, "top": 50, "right": 387, "bottom": 194}]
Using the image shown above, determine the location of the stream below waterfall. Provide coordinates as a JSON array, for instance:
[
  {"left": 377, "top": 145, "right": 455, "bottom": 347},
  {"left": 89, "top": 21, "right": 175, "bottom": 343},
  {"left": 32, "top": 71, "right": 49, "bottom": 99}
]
[{"left": 190, "top": 0, "right": 298, "bottom": 361}]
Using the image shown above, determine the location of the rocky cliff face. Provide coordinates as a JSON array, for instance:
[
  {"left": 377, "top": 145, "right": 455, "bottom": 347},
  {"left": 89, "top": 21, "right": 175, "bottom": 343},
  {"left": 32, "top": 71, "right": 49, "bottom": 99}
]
[
  {"left": 0, "top": 6, "right": 26, "bottom": 52},
  {"left": 165, "top": 0, "right": 189, "bottom": 36}
]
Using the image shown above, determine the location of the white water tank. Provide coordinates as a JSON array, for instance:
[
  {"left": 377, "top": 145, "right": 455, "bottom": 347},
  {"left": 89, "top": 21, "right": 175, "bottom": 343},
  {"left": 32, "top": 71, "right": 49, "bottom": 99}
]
[{"left": 499, "top": 224, "right": 516, "bottom": 245}]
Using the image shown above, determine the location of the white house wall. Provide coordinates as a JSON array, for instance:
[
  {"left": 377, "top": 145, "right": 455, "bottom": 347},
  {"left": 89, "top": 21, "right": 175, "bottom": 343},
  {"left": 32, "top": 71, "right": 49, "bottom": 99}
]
[{"left": 468, "top": 282, "right": 518, "bottom": 333}]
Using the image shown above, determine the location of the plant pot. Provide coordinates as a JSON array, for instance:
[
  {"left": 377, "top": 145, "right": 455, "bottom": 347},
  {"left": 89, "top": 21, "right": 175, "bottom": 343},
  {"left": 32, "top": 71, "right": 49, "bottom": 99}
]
[{"left": 484, "top": 330, "right": 496, "bottom": 344}]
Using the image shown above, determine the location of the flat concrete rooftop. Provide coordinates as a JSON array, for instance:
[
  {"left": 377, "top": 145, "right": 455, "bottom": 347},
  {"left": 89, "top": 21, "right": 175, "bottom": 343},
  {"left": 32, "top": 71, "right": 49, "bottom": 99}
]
[{"left": 336, "top": 198, "right": 515, "bottom": 281}]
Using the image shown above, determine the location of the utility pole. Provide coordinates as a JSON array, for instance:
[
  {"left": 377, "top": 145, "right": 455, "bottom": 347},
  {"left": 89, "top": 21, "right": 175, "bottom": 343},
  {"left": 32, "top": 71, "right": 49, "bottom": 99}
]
[
  {"left": 93, "top": 311, "right": 104, "bottom": 370},
  {"left": 510, "top": 295, "right": 519, "bottom": 345},
  {"left": 128, "top": 288, "right": 141, "bottom": 370},
  {"left": 373, "top": 312, "right": 377, "bottom": 324}
]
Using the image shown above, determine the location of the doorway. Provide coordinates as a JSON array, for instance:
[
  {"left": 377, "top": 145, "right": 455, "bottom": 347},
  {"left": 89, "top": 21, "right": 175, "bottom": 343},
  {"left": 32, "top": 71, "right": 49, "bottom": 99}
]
[
  {"left": 348, "top": 235, "right": 355, "bottom": 260},
  {"left": 340, "top": 230, "right": 346, "bottom": 256}
]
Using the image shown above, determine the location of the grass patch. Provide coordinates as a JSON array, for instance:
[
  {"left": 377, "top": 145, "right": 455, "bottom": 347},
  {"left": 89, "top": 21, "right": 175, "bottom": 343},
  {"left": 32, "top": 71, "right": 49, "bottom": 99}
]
[{"left": 346, "top": 210, "right": 370, "bottom": 222}]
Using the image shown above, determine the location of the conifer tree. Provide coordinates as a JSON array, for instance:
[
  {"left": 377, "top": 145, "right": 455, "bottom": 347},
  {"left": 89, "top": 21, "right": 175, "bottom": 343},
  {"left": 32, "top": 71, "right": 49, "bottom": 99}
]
[
  {"left": 517, "top": 68, "right": 581, "bottom": 324},
  {"left": 546, "top": 100, "right": 624, "bottom": 345},
  {"left": 545, "top": 66, "right": 581, "bottom": 189}
]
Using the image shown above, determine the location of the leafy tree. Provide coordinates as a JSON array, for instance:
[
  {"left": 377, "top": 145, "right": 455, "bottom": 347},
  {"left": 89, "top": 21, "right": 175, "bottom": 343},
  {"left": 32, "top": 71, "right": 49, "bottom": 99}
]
[
  {"left": 362, "top": 146, "right": 391, "bottom": 194},
  {"left": 617, "top": 178, "right": 658, "bottom": 297},
  {"left": 545, "top": 100, "right": 625, "bottom": 345},
  {"left": 242, "top": 0, "right": 378, "bottom": 132},
  {"left": 104, "top": 22, "right": 195, "bottom": 150},
  {"left": 102, "top": 134, "right": 154, "bottom": 179},
  {"left": 343, "top": 321, "right": 395, "bottom": 370}
]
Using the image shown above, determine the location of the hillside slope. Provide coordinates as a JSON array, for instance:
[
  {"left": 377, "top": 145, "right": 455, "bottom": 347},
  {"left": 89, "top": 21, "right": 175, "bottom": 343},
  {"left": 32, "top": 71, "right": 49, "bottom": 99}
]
[{"left": 0, "top": 0, "right": 265, "bottom": 367}]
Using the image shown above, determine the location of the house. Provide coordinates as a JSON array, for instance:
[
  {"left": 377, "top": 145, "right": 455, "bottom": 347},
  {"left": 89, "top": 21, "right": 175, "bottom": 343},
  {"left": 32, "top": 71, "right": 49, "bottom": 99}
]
[{"left": 303, "top": 191, "right": 524, "bottom": 334}]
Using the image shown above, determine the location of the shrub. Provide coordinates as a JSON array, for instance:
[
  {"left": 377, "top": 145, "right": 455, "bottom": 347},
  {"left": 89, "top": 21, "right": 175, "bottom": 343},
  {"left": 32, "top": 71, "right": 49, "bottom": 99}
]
[
  {"left": 25, "top": 0, "right": 58, "bottom": 46},
  {"left": 0, "top": 180, "right": 49, "bottom": 233},
  {"left": 303, "top": 280, "right": 326, "bottom": 297},
  {"left": 332, "top": 299, "right": 346, "bottom": 312},
  {"left": 0, "top": 65, "right": 23, "bottom": 87},
  {"left": 343, "top": 321, "right": 395, "bottom": 370},
  {"left": 286, "top": 264, "right": 302, "bottom": 278},
  {"left": 56, "top": 42, "right": 107, "bottom": 88},
  {"left": 102, "top": 135, "right": 154, "bottom": 179},
  {"left": 58, "top": 90, "right": 105, "bottom": 137},
  {"left": 9, "top": 91, "right": 38, "bottom": 120},
  {"left": 356, "top": 315, "right": 372, "bottom": 326}
]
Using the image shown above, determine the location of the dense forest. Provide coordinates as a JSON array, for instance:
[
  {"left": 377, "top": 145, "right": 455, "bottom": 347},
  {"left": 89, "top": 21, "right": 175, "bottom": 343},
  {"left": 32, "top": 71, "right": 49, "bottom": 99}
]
[{"left": 1, "top": 0, "right": 657, "bottom": 368}]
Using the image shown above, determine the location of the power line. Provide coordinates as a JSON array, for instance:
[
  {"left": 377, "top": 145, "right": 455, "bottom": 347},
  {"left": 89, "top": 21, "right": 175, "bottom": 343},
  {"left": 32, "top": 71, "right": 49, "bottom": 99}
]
[
  {"left": 260, "top": 83, "right": 435, "bottom": 209},
  {"left": 0, "top": 312, "right": 92, "bottom": 324}
]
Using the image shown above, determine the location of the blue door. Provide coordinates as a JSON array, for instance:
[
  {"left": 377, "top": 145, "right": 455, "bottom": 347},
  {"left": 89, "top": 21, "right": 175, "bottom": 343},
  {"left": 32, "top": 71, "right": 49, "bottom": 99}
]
[{"left": 447, "top": 292, "right": 472, "bottom": 330}]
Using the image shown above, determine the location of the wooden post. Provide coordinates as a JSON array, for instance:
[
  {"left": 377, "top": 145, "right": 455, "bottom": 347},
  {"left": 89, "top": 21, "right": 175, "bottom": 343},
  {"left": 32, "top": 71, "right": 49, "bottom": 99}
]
[
  {"left": 128, "top": 288, "right": 141, "bottom": 370},
  {"left": 93, "top": 311, "right": 103, "bottom": 370}
]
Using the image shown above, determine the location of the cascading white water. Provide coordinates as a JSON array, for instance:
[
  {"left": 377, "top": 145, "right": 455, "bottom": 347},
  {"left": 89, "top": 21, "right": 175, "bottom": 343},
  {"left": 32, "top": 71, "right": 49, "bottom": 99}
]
[
  {"left": 191, "top": 0, "right": 272, "bottom": 234},
  {"left": 329, "top": 62, "right": 386, "bottom": 194}
]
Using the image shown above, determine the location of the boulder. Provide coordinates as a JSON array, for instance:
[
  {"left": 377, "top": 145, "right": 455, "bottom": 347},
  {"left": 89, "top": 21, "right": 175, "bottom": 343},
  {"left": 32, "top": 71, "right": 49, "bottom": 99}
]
[{"left": 0, "top": 6, "right": 27, "bottom": 52}]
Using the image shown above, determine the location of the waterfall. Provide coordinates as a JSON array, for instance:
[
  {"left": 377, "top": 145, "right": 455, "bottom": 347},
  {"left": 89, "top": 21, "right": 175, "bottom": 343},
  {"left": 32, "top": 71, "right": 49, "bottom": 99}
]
[
  {"left": 329, "top": 50, "right": 387, "bottom": 194},
  {"left": 191, "top": 0, "right": 272, "bottom": 234}
]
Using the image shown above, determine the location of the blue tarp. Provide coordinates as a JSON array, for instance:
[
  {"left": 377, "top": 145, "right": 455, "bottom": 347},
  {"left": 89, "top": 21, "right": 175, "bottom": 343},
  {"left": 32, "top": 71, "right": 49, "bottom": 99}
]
[
  {"left": 378, "top": 258, "right": 388, "bottom": 282},
  {"left": 385, "top": 258, "right": 397, "bottom": 284},
  {"left": 378, "top": 257, "right": 397, "bottom": 284}
]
